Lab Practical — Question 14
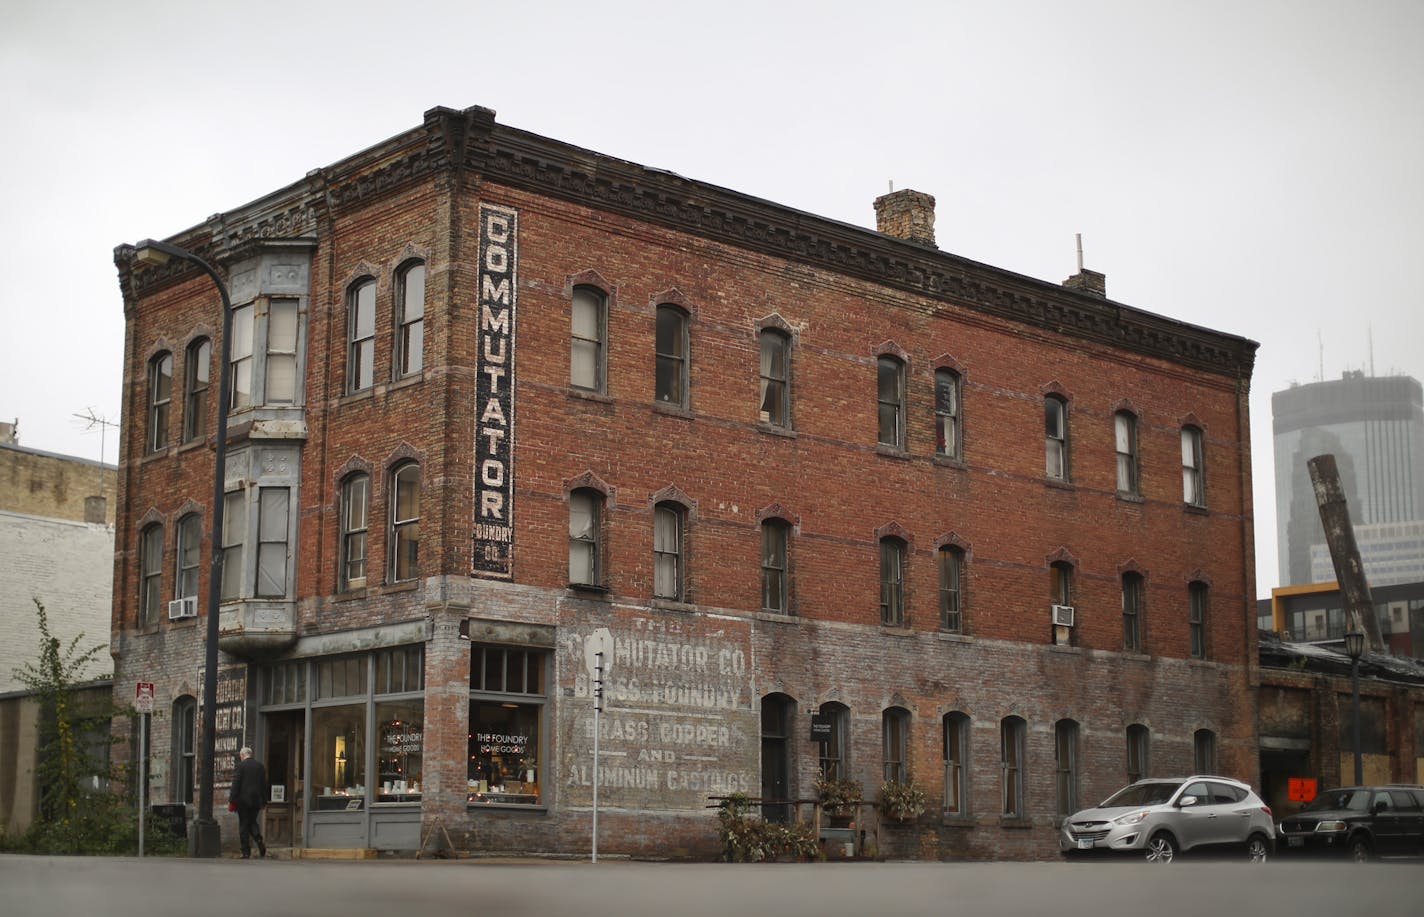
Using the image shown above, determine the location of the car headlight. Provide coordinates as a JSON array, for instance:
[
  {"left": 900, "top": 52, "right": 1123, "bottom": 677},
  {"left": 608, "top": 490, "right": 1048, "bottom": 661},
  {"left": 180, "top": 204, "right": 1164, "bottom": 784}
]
[
  {"left": 1112, "top": 811, "right": 1148, "bottom": 826},
  {"left": 1315, "top": 820, "right": 1346, "bottom": 833}
]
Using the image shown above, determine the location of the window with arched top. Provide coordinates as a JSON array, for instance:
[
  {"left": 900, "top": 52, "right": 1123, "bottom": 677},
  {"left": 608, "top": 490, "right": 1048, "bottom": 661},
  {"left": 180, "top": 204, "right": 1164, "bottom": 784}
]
[
  {"left": 939, "top": 545, "right": 965, "bottom": 633},
  {"left": 1127, "top": 724, "right": 1151, "bottom": 783},
  {"left": 1114, "top": 411, "right": 1138, "bottom": 495},
  {"left": 1181, "top": 426, "right": 1205, "bottom": 506},
  {"left": 388, "top": 463, "right": 420, "bottom": 583},
  {"left": 1189, "top": 581, "right": 1209, "bottom": 658},
  {"left": 173, "top": 695, "right": 197, "bottom": 803},
  {"left": 183, "top": 339, "right": 210, "bottom": 443},
  {"left": 1193, "top": 728, "right": 1217, "bottom": 774},
  {"left": 655, "top": 305, "right": 689, "bottom": 408},
  {"left": 653, "top": 502, "right": 686, "bottom": 600},
  {"left": 1122, "top": 572, "right": 1144, "bottom": 652},
  {"left": 761, "top": 693, "right": 795, "bottom": 823},
  {"left": 147, "top": 352, "right": 172, "bottom": 453},
  {"left": 395, "top": 261, "right": 425, "bottom": 378},
  {"left": 347, "top": 279, "right": 376, "bottom": 393},
  {"left": 818, "top": 702, "right": 849, "bottom": 780},
  {"left": 570, "top": 286, "right": 606, "bottom": 392},
  {"left": 340, "top": 474, "right": 370, "bottom": 591},
  {"left": 568, "top": 489, "right": 602, "bottom": 587},
  {"left": 761, "top": 518, "right": 789, "bottom": 613},
  {"left": 883, "top": 706, "right": 911, "bottom": 784},
  {"left": 759, "top": 329, "right": 790, "bottom": 427},
  {"left": 877, "top": 355, "right": 906, "bottom": 448},
  {"left": 1045, "top": 395, "right": 1069, "bottom": 480},
  {"left": 880, "top": 537, "right": 906, "bottom": 626},
  {"left": 943, "top": 712, "right": 970, "bottom": 815},
  {"left": 1001, "top": 716, "right": 1026, "bottom": 816},
  {"left": 140, "top": 523, "right": 164, "bottom": 626},
  {"left": 935, "top": 368, "right": 961, "bottom": 459},
  {"left": 175, "top": 513, "right": 201, "bottom": 602}
]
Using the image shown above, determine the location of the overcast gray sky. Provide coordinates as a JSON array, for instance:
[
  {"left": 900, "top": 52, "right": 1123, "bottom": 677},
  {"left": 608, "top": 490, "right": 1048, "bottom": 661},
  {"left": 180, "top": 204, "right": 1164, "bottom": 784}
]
[{"left": 3, "top": 0, "right": 1420, "bottom": 596}]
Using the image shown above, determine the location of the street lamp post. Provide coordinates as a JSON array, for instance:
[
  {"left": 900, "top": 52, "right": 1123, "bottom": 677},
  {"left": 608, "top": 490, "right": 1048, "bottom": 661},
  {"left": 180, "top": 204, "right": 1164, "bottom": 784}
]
[
  {"left": 1343, "top": 628, "right": 1365, "bottom": 787},
  {"left": 133, "top": 238, "right": 233, "bottom": 857}
]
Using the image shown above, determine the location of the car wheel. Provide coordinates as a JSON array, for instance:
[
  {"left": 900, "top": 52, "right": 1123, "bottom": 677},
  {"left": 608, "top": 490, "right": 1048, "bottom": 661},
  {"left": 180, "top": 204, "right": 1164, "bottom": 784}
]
[
  {"left": 1349, "top": 837, "right": 1371, "bottom": 863},
  {"left": 1246, "top": 833, "right": 1270, "bottom": 864},
  {"left": 1144, "top": 832, "right": 1177, "bottom": 864}
]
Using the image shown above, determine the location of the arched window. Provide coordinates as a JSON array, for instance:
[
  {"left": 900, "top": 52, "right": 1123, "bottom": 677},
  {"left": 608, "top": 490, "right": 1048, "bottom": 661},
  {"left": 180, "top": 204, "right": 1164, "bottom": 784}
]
[
  {"left": 140, "top": 523, "right": 164, "bottom": 626},
  {"left": 147, "top": 352, "right": 172, "bottom": 453},
  {"left": 1193, "top": 728, "right": 1217, "bottom": 774},
  {"left": 879, "top": 537, "right": 906, "bottom": 626},
  {"left": 570, "top": 286, "right": 606, "bottom": 392},
  {"left": 883, "top": 706, "right": 911, "bottom": 784},
  {"left": 1055, "top": 719, "right": 1080, "bottom": 817},
  {"left": 172, "top": 695, "right": 197, "bottom": 803},
  {"left": 1001, "top": 716, "right": 1026, "bottom": 816},
  {"left": 340, "top": 473, "right": 370, "bottom": 590},
  {"left": 818, "top": 702, "right": 849, "bottom": 779},
  {"left": 1189, "top": 581, "right": 1209, "bottom": 658},
  {"left": 1126, "top": 724, "right": 1151, "bottom": 783},
  {"left": 1181, "top": 426, "right": 1205, "bottom": 506},
  {"left": 1114, "top": 411, "right": 1138, "bottom": 495},
  {"left": 568, "top": 489, "right": 602, "bottom": 587},
  {"left": 759, "top": 329, "right": 790, "bottom": 427},
  {"left": 183, "top": 338, "right": 210, "bottom": 443},
  {"left": 655, "top": 305, "right": 689, "bottom": 408},
  {"left": 761, "top": 518, "right": 789, "bottom": 614},
  {"left": 347, "top": 278, "right": 376, "bottom": 393},
  {"left": 1045, "top": 395, "right": 1069, "bottom": 480},
  {"left": 395, "top": 261, "right": 425, "bottom": 378},
  {"left": 877, "top": 355, "right": 906, "bottom": 448},
  {"left": 653, "top": 502, "right": 685, "bottom": 600},
  {"left": 935, "top": 368, "right": 961, "bottom": 459},
  {"left": 1051, "top": 560, "right": 1074, "bottom": 646},
  {"left": 939, "top": 545, "right": 965, "bottom": 633},
  {"left": 761, "top": 693, "right": 795, "bottom": 823},
  {"left": 175, "top": 513, "right": 201, "bottom": 602},
  {"left": 1122, "top": 572, "right": 1144, "bottom": 652},
  {"left": 388, "top": 463, "right": 420, "bottom": 582},
  {"left": 943, "top": 712, "right": 970, "bottom": 815}
]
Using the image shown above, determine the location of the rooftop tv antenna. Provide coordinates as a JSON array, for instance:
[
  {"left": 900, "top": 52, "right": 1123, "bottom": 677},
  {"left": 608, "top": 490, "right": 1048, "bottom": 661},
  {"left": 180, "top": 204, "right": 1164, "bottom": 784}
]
[
  {"left": 1317, "top": 330, "right": 1324, "bottom": 383},
  {"left": 72, "top": 408, "right": 118, "bottom": 502}
]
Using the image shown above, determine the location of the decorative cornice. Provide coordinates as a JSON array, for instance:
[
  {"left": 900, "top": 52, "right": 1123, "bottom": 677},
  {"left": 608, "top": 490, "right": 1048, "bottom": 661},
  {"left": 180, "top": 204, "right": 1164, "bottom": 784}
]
[{"left": 119, "top": 105, "right": 1257, "bottom": 380}]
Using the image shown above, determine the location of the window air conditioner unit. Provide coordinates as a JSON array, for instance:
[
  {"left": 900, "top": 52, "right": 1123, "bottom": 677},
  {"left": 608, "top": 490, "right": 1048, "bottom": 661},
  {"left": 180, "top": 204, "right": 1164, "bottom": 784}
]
[
  {"left": 1052, "top": 604, "right": 1075, "bottom": 627},
  {"left": 168, "top": 596, "right": 198, "bottom": 620}
]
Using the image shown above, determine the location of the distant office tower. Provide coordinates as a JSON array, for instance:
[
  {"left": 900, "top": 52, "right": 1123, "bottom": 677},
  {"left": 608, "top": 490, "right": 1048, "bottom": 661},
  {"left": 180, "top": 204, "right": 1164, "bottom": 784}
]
[{"left": 1274, "top": 372, "right": 1424, "bottom": 586}]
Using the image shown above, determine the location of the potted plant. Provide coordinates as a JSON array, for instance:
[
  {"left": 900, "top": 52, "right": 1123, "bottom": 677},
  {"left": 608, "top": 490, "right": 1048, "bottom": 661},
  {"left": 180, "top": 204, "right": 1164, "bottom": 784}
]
[
  {"left": 879, "top": 777, "right": 927, "bottom": 822},
  {"left": 815, "top": 774, "right": 864, "bottom": 824}
]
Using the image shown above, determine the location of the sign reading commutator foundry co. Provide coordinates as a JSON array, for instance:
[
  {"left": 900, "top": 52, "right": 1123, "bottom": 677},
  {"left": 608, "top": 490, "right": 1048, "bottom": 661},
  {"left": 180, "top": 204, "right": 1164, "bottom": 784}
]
[{"left": 473, "top": 203, "right": 517, "bottom": 579}]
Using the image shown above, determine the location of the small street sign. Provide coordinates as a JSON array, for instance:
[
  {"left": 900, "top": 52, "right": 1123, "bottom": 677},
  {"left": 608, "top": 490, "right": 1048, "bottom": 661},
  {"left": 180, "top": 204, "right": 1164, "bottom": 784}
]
[{"left": 135, "top": 682, "right": 156, "bottom": 715}]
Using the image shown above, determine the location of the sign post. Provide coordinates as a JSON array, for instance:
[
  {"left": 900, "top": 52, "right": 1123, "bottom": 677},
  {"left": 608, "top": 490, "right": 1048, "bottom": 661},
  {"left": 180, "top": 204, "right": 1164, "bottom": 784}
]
[
  {"left": 135, "top": 682, "right": 155, "bottom": 856},
  {"left": 583, "top": 628, "right": 613, "bottom": 863}
]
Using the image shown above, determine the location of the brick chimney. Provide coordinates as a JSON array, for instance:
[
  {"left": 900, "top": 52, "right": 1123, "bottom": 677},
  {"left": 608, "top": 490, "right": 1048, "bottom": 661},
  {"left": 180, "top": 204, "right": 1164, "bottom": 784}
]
[
  {"left": 1062, "top": 268, "right": 1106, "bottom": 298},
  {"left": 0, "top": 419, "right": 16, "bottom": 444},
  {"left": 874, "top": 189, "right": 936, "bottom": 247}
]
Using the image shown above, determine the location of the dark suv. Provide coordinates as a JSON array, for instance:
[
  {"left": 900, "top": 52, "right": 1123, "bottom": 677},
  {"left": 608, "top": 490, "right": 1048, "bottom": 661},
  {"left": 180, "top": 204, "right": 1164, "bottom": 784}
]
[{"left": 1277, "top": 785, "right": 1424, "bottom": 860}]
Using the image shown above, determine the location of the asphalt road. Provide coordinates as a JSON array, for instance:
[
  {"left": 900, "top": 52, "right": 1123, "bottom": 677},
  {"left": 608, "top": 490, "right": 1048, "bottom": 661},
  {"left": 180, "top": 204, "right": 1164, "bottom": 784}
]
[{"left": 3, "top": 855, "right": 1419, "bottom": 917}]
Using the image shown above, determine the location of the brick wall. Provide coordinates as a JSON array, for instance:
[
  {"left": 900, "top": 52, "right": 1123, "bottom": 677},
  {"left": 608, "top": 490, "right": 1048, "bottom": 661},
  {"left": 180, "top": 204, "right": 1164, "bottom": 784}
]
[{"left": 110, "top": 108, "right": 1258, "bottom": 859}]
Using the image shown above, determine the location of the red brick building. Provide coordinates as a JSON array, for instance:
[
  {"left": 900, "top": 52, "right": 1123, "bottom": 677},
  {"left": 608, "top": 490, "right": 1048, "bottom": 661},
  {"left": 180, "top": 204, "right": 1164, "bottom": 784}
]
[{"left": 111, "top": 105, "right": 1260, "bottom": 859}]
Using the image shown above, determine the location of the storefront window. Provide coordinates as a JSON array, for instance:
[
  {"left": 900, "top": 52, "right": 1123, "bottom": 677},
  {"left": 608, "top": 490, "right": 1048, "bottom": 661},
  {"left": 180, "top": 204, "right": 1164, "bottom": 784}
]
[
  {"left": 376, "top": 699, "right": 423, "bottom": 802},
  {"left": 312, "top": 702, "right": 366, "bottom": 810},
  {"left": 469, "top": 643, "right": 547, "bottom": 806}
]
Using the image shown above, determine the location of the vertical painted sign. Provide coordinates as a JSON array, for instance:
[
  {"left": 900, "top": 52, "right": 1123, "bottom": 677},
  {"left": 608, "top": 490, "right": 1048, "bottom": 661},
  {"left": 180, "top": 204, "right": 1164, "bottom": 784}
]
[{"left": 473, "top": 203, "right": 517, "bottom": 579}]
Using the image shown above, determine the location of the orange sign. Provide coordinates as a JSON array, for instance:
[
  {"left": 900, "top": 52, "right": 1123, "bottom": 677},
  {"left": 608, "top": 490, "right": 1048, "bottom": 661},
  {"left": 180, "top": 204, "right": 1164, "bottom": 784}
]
[{"left": 1287, "top": 777, "right": 1317, "bottom": 802}]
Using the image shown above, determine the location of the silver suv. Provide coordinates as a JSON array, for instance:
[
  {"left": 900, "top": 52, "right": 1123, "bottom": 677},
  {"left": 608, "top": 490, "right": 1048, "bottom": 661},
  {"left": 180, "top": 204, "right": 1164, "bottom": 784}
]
[{"left": 1060, "top": 776, "right": 1275, "bottom": 863}]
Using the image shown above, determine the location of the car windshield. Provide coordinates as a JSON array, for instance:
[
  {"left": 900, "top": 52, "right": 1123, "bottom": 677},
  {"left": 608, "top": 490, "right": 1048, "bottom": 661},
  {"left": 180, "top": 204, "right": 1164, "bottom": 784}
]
[
  {"left": 1300, "top": 789, "right": 1370, "bottom": 812},
  {"left": 1100, "top": 781, "right": 1182, "bottom": 807}
]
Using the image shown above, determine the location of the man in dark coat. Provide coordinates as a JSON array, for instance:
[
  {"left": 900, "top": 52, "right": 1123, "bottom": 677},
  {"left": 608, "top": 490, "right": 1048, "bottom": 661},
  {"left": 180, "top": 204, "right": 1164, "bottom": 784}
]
[{"left": 229, "top": 746, "right": 268, "bottom": 859}]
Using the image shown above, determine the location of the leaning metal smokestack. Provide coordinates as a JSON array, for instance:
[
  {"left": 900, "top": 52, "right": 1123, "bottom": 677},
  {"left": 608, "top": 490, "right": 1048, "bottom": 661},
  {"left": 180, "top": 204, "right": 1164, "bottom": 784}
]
[{"left": 1307, "top": 453, "right": 1384, "bottom": 652}]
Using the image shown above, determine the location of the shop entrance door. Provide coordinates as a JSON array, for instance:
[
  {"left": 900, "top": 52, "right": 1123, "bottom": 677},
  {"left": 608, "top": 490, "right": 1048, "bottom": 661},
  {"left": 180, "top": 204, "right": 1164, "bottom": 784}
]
[{"left": 264, "top": 711, "right": 305, "bottom": 848}]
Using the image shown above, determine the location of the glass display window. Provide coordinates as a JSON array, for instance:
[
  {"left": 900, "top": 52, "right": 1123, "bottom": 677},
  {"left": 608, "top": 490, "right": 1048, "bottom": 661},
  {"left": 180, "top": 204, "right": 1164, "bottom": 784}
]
[{"left": 468, "top": 643, "right": 547, "bottom": 806}]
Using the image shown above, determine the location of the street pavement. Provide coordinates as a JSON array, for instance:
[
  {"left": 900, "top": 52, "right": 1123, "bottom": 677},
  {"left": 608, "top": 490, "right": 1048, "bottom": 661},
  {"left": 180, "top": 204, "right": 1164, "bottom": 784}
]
[{"left": 3, "top": 854, "right": 1420, "bottom": 917}]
